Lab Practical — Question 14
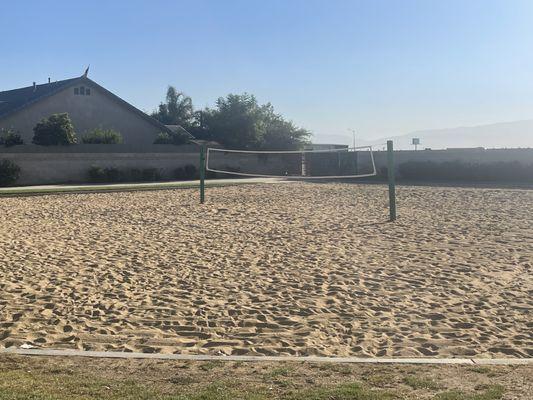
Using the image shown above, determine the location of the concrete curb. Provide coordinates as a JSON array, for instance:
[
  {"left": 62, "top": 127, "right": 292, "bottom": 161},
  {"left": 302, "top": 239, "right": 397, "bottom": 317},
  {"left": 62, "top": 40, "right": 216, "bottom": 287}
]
[
  {"left": 0, "top": 177, "right": 288, "bottom": 197},
  {"left": 1, "top": 348, "right": 531, "bottom": 365}
]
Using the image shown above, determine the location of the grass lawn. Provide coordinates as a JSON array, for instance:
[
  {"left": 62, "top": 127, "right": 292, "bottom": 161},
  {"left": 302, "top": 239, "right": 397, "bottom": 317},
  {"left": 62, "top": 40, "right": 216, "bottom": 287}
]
[{"left": 0, "top": 355, "right": 531, "bottom": 399}]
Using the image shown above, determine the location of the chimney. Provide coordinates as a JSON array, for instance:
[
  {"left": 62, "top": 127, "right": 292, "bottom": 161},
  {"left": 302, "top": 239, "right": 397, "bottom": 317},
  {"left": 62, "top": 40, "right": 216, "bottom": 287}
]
[{"left": 32, "top": 82, "right": 36, "bottom": 92}]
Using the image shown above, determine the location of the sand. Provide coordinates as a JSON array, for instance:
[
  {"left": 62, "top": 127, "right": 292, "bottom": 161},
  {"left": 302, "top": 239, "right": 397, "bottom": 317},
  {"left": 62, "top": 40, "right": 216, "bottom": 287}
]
[{"left": 0, "top": 183, "right": 531, "bottom": 357}]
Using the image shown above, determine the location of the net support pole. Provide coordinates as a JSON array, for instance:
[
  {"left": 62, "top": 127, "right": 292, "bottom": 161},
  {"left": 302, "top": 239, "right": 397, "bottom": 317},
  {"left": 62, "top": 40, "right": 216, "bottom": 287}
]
[
  {"left": 387, "top": 140, "right": 397, "bottom": 221},
  {"left": 199, "top": 146, "right": 206, "bottom": 204}
]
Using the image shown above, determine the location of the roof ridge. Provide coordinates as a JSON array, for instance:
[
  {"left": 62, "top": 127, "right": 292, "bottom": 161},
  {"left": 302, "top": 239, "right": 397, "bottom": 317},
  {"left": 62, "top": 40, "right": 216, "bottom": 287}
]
[{"left": 0, "top": 76, "right": 180, "bottom": 137}]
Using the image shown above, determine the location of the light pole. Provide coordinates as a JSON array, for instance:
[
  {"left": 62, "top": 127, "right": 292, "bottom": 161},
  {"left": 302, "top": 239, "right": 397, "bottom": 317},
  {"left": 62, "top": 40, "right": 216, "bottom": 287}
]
[{"left": 348, "top": 128, "right": 356, "bottom": 149}]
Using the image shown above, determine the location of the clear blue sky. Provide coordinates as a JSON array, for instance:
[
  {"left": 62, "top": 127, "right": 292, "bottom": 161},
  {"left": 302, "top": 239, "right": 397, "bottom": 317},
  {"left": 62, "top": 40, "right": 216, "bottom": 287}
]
[{"left": 1, "top": 0, "right": 533, "bottom": 143}]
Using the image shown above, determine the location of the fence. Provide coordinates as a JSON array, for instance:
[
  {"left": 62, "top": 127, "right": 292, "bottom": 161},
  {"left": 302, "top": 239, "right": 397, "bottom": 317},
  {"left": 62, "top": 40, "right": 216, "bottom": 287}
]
[
  {"left": 1, "top": 145, "right": 532, "bottom": 186},
  {"left": 0, "top": 145, "right": 200, "bottom": 185}
]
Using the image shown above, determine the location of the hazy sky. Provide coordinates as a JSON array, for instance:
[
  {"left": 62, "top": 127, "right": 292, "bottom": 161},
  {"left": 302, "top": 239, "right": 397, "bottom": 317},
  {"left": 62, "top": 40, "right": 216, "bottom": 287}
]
[{"left": 1, "top": 0, "right": 533, "bottom": 142}]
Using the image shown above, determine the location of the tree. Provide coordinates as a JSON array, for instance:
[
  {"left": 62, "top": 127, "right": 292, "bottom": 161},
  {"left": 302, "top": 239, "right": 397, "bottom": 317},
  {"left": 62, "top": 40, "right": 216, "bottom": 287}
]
[
  {"left": 260, "top": 103, "right": 311, "bottom": 150},
  {"left": 32, "top": 113, "right": 77, "bottom": 146},
  {"left": 0, "top": 128, "right": 24, "bottom": 147},
  {"left": 198, "top": 94, "right": 265, "bottom": 149},
  {"left": 151, "top": 86, "right": 194, "bottom": 128},
  {"left": 196, "top": 93, "right": 311, "bottom": 150}
]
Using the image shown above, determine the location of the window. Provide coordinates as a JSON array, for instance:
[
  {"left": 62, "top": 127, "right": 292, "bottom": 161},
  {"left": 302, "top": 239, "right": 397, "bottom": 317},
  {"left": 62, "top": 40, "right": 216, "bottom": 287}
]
[{"left": 74, "top": 86, "right": 91, "bottom": 95}]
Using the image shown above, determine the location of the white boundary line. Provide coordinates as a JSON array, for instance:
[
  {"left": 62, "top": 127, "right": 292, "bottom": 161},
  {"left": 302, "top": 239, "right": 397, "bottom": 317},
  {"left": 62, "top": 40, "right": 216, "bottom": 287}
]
[
  {"left": 206, "top": 146, "right": 377, "bottom": 179},
  {"left": 1, "top": 348, "right": 531, "bottom": 365}
]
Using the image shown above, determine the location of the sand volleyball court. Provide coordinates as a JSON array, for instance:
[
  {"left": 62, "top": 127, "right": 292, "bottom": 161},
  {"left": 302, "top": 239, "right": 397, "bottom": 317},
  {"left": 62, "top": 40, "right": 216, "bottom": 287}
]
[{"left": 0, "top": 183, "right": 531, "bottom": 358}]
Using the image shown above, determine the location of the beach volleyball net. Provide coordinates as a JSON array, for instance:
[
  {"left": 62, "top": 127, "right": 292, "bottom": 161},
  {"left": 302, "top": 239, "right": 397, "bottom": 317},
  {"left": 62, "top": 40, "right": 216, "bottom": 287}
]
[{"left": 205, "top": 146, "right": 377, "bottom": 179}]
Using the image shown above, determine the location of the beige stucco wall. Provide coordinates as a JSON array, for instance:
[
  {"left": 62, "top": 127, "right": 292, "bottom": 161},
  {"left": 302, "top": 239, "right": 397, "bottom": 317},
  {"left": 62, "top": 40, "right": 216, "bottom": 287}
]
[
  {"left": 0, "top": 146, "right": 200, "bottom": 185},
  {"left": 1, "top": 146, "right": 531, "bottom": 185},
  {"left": 0, "top": 82, "right": 161, "bottom": 145},
  {"left": 372, "top": 148, "right": 533, "bottom": 171}
]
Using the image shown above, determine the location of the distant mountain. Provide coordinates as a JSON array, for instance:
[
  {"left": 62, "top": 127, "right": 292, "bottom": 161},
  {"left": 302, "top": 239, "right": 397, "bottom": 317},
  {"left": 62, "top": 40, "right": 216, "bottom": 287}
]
[{"left": 314, "top": 120, "right": 533, "bottom": 150}]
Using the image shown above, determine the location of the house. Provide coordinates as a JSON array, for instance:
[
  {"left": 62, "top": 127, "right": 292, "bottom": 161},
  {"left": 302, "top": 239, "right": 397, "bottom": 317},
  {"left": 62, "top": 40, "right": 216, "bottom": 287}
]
[{"left": 0, "top": 71, "right": 179, "bottom": 146}]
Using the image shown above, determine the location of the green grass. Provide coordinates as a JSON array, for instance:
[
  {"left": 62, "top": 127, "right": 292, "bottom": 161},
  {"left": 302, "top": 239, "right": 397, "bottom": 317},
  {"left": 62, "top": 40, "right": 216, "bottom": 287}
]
[
  {"left": 0, "top": 356, "right": 520, "bottom": 400},
  {"left": 264, "top": 366, "right": 292, "bottom": 379},
  {"left": 0, "top": 368, "right": 396, "bottom": 400},
  {"left": 315, "top": 363, "right": 353, "bottom": 375},
  {"left": 0, "top": 372, "right": 395, "bottom": 400},
  {"left": 0, "top": 371, "right": 261, "bottom": 400},
  {"left": 468, "top": 367, "right": 500, "bottom": 378},
  {"left": 198, "top": 361, "right": 224, "bottom": 372},
  {"left": 434, "top": 385, "right": 505, "bottom": 400},
  {"left": 285, "top": 382, "right": 397, "bottom": 400},
  {"left": 0, "top": 369, "right": 161, "bottom": 400},
  {"left": 403, "top": 375, "right": 441, "bottom": 390}
]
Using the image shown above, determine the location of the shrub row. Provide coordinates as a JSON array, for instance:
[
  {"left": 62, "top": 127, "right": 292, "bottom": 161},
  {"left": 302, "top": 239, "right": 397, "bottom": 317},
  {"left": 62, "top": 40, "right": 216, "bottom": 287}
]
[
  {"left": 86, "top": 164, "right": 240, "bottom": 183},
  {"left": 8, "top": 112, "right": 190, "bottom": 146},
  {"left": 153, "top": 130, "right": 190, "bottom": 145},
  {"left": 81, "top": 128, "right": 123, "bottom": 144},
  {"left": 173, "top": 165, "right": 198, "bottom": 180},
  {"left": 88, "top": 166, "right": 163, "bottom": 183}
]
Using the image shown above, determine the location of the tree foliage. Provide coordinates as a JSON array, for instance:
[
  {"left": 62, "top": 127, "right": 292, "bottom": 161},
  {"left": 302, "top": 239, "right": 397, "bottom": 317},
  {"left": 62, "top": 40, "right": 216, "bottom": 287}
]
[
  {"left": 151, "top": 86, "right": 194, "bottom": 128},
  {"left": 0, "top": 128, "right": 24, "bottom": 147},
  {"left": 193, "top": 93, "right": 310, "bottom": 150},
  {"left": 32, "top": 113, "right": 77, "bottom": 146},
  {"left": 152, "top": 86, "right": 311, "bottom": 150}
]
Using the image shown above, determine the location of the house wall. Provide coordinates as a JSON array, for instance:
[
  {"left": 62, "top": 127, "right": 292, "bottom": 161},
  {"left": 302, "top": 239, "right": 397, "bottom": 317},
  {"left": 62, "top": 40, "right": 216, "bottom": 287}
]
[{"left": 0, "top": 82, "right": 161, "bottom": 146}]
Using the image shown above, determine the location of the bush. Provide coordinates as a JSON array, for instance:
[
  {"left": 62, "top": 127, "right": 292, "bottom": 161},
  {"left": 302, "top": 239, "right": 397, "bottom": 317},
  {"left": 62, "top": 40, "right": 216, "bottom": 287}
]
[
  {"left": 32, "top": 113, "right": 77, "bottom": 146},
  {"left": 174, "top": 164, "right": 198, "bottom": 180},
  {"left": 0, "top": 128, "right": 24, "bottom": 147},
  {"left": 88, "top": 166, "right": 163, "bottom": 183},
  {"left": 88, "top": 166, "right": 106, "bottom": 182},
  {"left": 141, "top": 168, "right": 162, "bottom": 181},
  {"left": 81, "top": 128, "right": 123, "bottom": 144},
  {"left": 153, "top": 130, "right": 190, "bottom": 145},
  {"left": 88, "top": 166, "right": 123, "bottom": 183},
  {"left": 153, "top": 132, "right": 171, "bottom": 144},
  {"left": 130, "top": 168, "right": 143, "bottom": 181},
  {"left": 0, "top": 159, "right": 21, "bottom": 186},
  {"left": 104, "top": 167, "right": 123, "bottom": 182}
]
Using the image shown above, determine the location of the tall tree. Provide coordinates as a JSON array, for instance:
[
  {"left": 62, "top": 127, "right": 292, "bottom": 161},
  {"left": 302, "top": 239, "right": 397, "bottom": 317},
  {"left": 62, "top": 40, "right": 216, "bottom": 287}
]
[
  {"left": 152, "top": 86, "right": 194, "bottom": 128},
  {"left": 196, "top": 93, "right": 310, "bottom": 150}
]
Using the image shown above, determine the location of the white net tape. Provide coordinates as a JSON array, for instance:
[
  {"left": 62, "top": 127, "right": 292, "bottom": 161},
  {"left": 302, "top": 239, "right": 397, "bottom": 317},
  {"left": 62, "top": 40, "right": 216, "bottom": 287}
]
[{"left": 206, "top": 146, "right": 377, "bottom": 179}]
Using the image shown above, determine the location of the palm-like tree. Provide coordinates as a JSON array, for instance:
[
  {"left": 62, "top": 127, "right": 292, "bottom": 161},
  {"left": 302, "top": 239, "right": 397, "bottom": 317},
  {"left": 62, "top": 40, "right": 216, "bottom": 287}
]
[{"left": 152, "top": 86, "right": 194, "bottom": 128}]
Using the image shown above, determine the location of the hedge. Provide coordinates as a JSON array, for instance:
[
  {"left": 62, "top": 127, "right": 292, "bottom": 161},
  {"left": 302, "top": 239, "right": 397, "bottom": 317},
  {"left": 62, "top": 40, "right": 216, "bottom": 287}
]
[{"left": 0, "top": 159, "right": 21, "bottom": 186}]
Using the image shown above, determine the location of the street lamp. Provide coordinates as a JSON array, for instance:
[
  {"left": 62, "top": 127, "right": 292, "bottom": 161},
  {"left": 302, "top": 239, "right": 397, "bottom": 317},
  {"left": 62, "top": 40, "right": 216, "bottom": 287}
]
[{"left": 348, "top": 128, "right": 356, "bottom": 149}]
